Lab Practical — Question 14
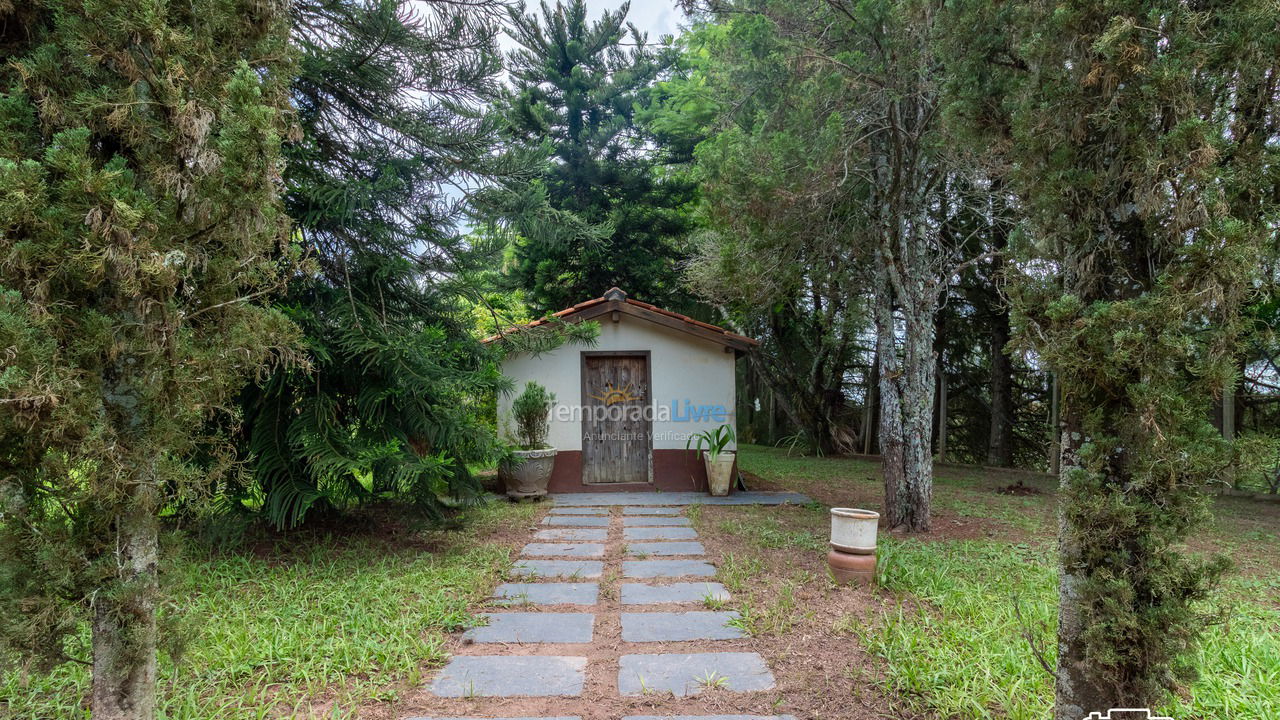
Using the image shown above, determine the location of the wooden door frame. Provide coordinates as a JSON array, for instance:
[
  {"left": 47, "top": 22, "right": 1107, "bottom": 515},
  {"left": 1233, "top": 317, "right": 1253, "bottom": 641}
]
[{"left": 580, "top": 350, "right": 653, "bottom": 485}]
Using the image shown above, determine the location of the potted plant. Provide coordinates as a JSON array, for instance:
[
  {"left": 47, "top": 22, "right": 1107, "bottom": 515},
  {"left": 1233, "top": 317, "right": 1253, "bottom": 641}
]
[
  {"left": 687, "top": 424, "right": 736, "bottom": 496},
  {"left": 500, "top": 381, "right": 558, "bottom": 499}
]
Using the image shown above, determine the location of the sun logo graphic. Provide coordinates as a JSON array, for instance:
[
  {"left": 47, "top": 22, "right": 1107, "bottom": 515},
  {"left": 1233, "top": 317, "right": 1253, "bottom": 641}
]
[
  {"left": 590, "top": 382, "right": 642, "bottom": 405},
  {"left": 1085, "top": 710, "right": 1173, "bottom": 720}
]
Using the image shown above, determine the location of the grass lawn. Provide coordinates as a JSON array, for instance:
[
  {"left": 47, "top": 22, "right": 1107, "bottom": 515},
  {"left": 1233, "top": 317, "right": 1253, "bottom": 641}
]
[
  {"left": 717, "top": 444, "right": 1280, "bottom": 720},
  {"left": 0, "top": 500, "right": 538, "bottom": 719}
]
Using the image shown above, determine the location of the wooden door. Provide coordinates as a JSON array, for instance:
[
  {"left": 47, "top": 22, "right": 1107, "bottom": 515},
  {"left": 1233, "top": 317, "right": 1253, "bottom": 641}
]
[{"left": 582, "top": 353, "right": 652, "bottom": 484}]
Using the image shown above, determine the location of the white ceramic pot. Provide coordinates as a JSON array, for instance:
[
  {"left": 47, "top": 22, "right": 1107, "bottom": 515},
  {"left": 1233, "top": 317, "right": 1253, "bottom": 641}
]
[
  {"left": 830, "top": 507, "right": 879, "bottom": 554},
  {"left": 704, "top": 451, "right": 736, "bottom": 496}
]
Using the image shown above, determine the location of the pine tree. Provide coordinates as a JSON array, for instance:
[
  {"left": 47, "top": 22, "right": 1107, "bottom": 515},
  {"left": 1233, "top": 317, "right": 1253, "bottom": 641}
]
[
  {"left": 231, "top": 0, "right": 526, "bottom": 528},
  {"left": 0, "top": 1, "right": 296, "bottom": 717},
  {"left": 944, "top": 0, "right": 1280, "bottom": 713},
  {"left": 489, "top": 0, "right": 695, "bottom": 313}
]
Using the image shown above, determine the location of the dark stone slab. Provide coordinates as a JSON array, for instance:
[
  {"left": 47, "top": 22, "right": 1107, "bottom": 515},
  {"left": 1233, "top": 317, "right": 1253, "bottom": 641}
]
[
  {"left": 620, "top": 582, "right": 729, "bottom": 605},
  {"left": 552, "top": 491, "right": 811, "bottom": 506},
  {"left": 547, "top": 507, "right": 609, "bottom": 515},
  {"left": 622, "top": 516, "right": 692, "bottom": 527},
  {"left": 409, "top": 712, "right": 581, "bottom": 717},
  {"left": 430, "top": 655, "right": 586, "bottom": 697},
  {"left": 535, "top": 528, "right": 609, "bottom": 542},
  {"left": 463, "top": 612, "right": 594, "bottom": 644},
  {"left": 542, "top": 515, "right": 610, "bottom": 527},
  {"left": 625, "top": 541, "right": 706, "bottom": 557},
  {"left": 522, "top": 542, "right": 605, "bottom": 558},
  {"left": 621, "top": 611, "right": 744, "bottom": 642},
  {"left": 623, "top": 716, "right": 797, "bottom": 720},
  {"left": 511, "top": 560, "right": 603, "bottom": 579},
  {"left": 492, "top": 582, "right": 598, "bottom": 606},
  {"left": 624, "top": 526, "right": 698, "bottom": 541},
  {"left": 623, "top": 507, "right": 683, "bottom": 515},
  {"left": 617, "top": 652, "right": 775, "bottom": 696},
  {"left": 622, "top": 560, "right": 717, "bottom": 579}
]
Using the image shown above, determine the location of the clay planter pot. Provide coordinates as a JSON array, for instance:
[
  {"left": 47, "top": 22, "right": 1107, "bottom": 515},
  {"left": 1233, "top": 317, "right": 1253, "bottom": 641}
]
[
  {"left": 830, "top": 507, "right": 879, "bottom": 554},
  {"left": 704, "top": 451, "right": 736, "bottom": 496},
  {"left": 500, "top": 448, "right": 557, "bottom": 499},
  {"left": 827, "top": 548, "right": 876, "bottom": 586}
]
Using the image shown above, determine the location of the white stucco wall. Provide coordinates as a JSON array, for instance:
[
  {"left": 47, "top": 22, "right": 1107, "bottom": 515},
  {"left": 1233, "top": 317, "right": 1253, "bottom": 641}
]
[{"left": 497, "top": 316, "right": 739, "bottom": 451}]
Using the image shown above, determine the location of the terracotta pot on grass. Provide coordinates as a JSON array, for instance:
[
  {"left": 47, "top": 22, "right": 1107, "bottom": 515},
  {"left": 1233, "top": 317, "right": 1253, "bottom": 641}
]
[
  {"left": 827, "top": 548, "right": 876, "bottom": 585},
  {"left": 828, "top": 507, "right": 879, "bottom": 586}
]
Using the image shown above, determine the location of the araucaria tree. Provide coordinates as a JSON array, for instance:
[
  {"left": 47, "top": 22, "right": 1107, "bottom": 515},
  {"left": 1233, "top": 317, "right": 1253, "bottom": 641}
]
[
  {"left": 232, "top": 0, "right": 517, "bottom": 528},
  {"left": 493, "top": 0, "right": 694, "bottom": 313},
  {"left": 0, "top": 1, "right": 295, "bottom": 718},
  {"left": 948, "top": 0, "right": 1280, "bottom": 714}
]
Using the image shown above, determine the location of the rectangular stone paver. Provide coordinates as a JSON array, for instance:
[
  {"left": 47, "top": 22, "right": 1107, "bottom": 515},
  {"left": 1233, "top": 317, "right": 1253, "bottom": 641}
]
[
  {"left": 535, "top": 528, "right": 608, "bottom": 542},
  {"left": 621, "top": 582, "right": 730, "bottom": 605},
  {"left": 623, "top": 516, "right": 692, "bottom": 527},
  {"left": 622, "top": 712, "right": 793, "bottom": 717},
  {"left": 617, "top": 652, "right": 775, "bottom": 696},
  {"left": 621, "top": 611, "right": 744, "bottom": 642},
  {"left": 431, "top": 655, "right": 586, "bottom": 697},
  {"left": 624, "top": 526, "right": 698, "bottom": 541},
  {"left": 626, "top": 541, "right": 706, "bottom": 557},
  {"left": 522, "top": 542, "right": 605, "bottom": 558},
  {"left": 542, "top": 515, "right": 610, "bottom": 527},
  {"left": 547, "top": 507, "right": 609, "bottom": 514},
  {"left": 623, "top": 506, "right": 683, "bottom": 515},
  {"left": 493, "top": 582, "right": 598, "bottom": 606},
  {"left": 464, "top": 612, "right": 594, "bottom": 644},
  {"left": 409, "top": 712, "right": 581, "bottom": 717},
  {"left": 512, "top": 560, "right": 603, "bottom": 579},
  {"left": 623, "top": 559, "right": 717, "bottom": 578}
]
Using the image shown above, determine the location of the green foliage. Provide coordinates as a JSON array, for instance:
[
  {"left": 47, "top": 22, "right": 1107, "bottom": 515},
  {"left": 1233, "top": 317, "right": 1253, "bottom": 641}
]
[
  {"left": 944, "top": 0, "right": 1280, "bottom": 707},
  {"left": 672, "top": 12, "right": 872, "bottom": 454},
  {"left": 686, "top": 423, "right": 736, "bottom": 463},
  {"left": 230, "top": 0, "right": 523, "bottom": 530},
  {"left": 0, "top": 501, "right": 538, "bottom": 718},
  {"left": 481, "top": 0, "right": 696, "bottom": 314},
  {"left": 510, "top": 382, "right": 555, "bottom": 450},
  {"left": 0, "top": 0, "right": 296, "bottom": 685}
]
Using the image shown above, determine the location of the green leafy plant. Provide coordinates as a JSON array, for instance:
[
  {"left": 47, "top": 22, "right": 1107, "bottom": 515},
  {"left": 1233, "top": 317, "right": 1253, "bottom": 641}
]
[
  {"left": 511, "top": 381, "right": 556, "bottom": 450},
  {"left": 687, "top": 423, "right": 737, "bottom": 463}
]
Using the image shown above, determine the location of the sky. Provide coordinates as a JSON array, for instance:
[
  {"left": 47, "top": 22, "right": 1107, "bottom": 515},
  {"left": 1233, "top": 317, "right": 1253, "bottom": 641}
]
[{"left": 499, "top": 0, "right": 688, "bottom": 53}]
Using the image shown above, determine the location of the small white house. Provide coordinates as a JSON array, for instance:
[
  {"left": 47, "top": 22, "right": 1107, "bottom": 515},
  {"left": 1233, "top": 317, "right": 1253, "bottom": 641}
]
[{"left": 487, "top": 288, "right": 757, "bottom": 492}]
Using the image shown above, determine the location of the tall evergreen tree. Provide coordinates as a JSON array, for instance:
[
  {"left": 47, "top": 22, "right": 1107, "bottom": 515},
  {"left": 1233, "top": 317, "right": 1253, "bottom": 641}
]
[
  {"left": 945, "top": 0, "right": 1280, "bottom": 713},
  {"left": 232, "top": 0, "right": 530, "bottom": 528},
  {"left": 492, "top": 0, "right": 695, "bottom": 313},
  {"left": 0, "top": 1, "right": 296, "bottom": 717}
]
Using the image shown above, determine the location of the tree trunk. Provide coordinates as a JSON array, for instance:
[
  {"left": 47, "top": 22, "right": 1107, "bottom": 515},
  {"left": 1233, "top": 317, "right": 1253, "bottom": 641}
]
[
  {"left": 862, "top": 354, "right": 878, "bottom": 455},
  {"left": 92, "top": 490, "right": 159, "bottom": 720},
  {"left": 1048, "top": 374, "right": 1061, "bottom": 475},
  {"left": 986, "top": 300, "right": 1014, "bottom": 466},
  {"left": 1054, "top": 407, "right": 1121, "bottom": 720},
  {"left": 874, "top": 260, "right": 935, "bottom": 533},
  {"left": 935, "top": 357, "right": 948, "bottom": 461}
]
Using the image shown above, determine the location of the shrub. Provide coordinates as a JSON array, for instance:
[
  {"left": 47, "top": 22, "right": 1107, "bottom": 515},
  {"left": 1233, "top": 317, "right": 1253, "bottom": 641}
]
[{"left": 511, "top": 382, "right": 555, "bottom": 450}]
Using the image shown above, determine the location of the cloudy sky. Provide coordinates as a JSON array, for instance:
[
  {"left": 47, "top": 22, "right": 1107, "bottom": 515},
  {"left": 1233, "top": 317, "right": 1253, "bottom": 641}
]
[{"left": 500, "top": 0, "right": 689, "bottom": 51}]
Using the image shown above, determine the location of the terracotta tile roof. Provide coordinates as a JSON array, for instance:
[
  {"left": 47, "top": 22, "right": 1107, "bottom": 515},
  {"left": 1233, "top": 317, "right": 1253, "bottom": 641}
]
[{"left": 482, "top": 287, "right": 759, "bottom": 350}]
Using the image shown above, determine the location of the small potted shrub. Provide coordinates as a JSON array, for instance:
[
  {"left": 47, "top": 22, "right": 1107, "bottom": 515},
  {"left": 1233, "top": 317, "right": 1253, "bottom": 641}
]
[
  {"left": 500, "top": 381, "right": 558, "bottom": 499},
  {"left": 687, "top": 424, "right": 736, "bottom": 496}
]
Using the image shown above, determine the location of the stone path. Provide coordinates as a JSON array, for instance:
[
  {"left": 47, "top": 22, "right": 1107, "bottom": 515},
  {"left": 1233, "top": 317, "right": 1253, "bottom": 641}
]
[{"left": 419, "top": 496, "right": 804, "bottom": 720}]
